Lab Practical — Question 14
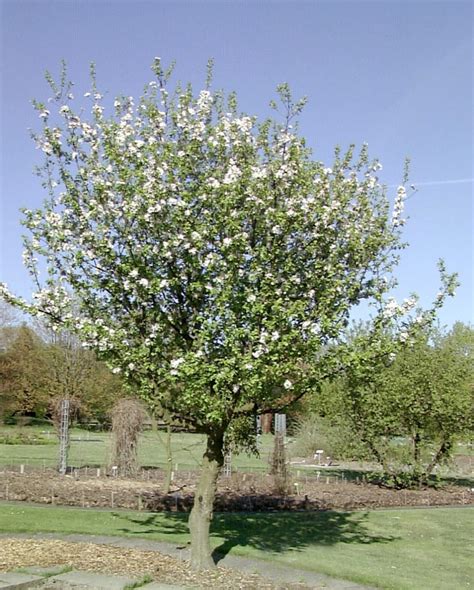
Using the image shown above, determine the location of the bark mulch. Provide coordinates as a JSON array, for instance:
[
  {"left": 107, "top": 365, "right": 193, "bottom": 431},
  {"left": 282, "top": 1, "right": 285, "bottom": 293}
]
[
  {"left": 1, "top": 468, "right": 473, "bottom": 511},
  {"left": 0, "top": 538, "right": 312, "bottom": 589}
]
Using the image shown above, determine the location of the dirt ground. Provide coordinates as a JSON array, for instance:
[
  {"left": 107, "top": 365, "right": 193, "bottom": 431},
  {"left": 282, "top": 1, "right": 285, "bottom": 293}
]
[{"left": 1, "top": 465, "right": 473, "bottom": 511}]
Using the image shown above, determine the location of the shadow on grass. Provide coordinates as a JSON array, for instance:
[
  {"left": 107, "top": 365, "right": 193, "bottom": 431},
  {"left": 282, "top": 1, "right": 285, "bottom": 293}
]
[{"left": 114, "top": 509, "right": 397, "bottom": 564}]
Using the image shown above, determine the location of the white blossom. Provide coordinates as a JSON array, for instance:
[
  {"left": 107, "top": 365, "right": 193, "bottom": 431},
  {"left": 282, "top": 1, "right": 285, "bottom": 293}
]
[
  {"left": 383, "top": 298, "right": 399, "bottom": 319},
  {"left": 170, "top": 357, "right": 185, "bottom": 369},
  {"left": 208, "top": 177, "right": 220, "bottom": 188},
  {"left": 399, "top": 331, "right": 409, "bottom": 343},
  {"left": 251, "top": 166, "right": 267, "bottom": 180},
  {"left": 309, "top": 323, "right": 321, "bottom": 335},
  {"left": 223, "top": 160, "right": 242, "bottom": 185},
  {"left": 392, "top": 185, "right": 407, "bottom": 227}
]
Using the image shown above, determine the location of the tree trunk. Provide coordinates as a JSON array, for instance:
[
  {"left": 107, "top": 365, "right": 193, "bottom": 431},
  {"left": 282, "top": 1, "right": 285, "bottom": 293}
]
[
  {"left": 426, "top": 439, "right": 452, "bottom": 477},
  {"left": 261, "top": 413, "right": 272, "bottom": 434},
  {"left": 188, "top": 430, "right": 224, "bottom": 570},
  {"left": 412, "top": 432, "right": 423, "bottom": 487},
  {"left": 413, "top": 432, "right": 421, "bottom": 465}
]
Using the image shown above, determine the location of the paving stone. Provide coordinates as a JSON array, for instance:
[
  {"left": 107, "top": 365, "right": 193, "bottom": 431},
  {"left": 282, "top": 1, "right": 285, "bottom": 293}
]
[
  {"left": 0, "top": 572, "right": 42, "bottom": 589},
  {"left": 140, "top": 584, "right": 190, "bottom": 589},
  {"left": 46, "top": 571, "right": 136, "bottom": 589},
  {"left": 18, "top": 567, "right": 67, "bottom": 577}
]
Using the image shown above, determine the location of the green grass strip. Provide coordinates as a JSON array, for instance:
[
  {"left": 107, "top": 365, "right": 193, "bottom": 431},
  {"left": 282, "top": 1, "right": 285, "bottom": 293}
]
[{"left": 0, "top": 503, "right": 472, "bottom": 589}]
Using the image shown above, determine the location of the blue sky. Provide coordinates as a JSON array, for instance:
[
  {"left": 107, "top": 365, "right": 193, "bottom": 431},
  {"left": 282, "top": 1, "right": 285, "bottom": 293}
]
[{"left": 1, "top": 0, "right": 472, "bottom": 325}]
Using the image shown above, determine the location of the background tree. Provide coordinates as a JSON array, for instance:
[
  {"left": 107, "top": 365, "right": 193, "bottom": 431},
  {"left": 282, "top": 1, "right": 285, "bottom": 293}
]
[
  {"left": 0, "top": 300, "right": 19, "bottom": 330},
  {"left": 1, "top": 60, "right": 456, "bottom": 568},
  {"left": 41, "top": 325, "right": 124, "bottom": 426},
  {"left": 318, "top": 322, "right": 473, "bottom": 487},
  {"left": 0, "top": 300, "right": 19, "bottom": 355},
  {"left": 0, "top": 318, "right": 123, "bottom": 426},
  {"left": 0, "top": 326, "right": 51, "bottom": 421},
  {"left": 78, "top": 362, "right": 124, "bottom": 426}
]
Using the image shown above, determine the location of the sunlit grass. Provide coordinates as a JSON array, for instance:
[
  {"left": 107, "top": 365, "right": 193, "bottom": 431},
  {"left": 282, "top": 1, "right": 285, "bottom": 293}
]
[
  {"left": 0, "top": 426, "right": 275, "bottom": 472},
  {"left": 0, "top": 503, "right": 472, "bottom": 590}
]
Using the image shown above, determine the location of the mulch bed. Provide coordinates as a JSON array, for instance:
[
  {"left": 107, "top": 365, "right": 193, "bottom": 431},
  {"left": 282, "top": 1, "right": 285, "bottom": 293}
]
[{"left": 1, "top": 467, "right": 473, "bottom": 511}]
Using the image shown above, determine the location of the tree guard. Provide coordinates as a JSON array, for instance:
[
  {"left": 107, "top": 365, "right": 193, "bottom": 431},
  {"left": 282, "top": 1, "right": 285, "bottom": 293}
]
[{"left": 58, "top": 398, "right": 70, "bottom": 475}]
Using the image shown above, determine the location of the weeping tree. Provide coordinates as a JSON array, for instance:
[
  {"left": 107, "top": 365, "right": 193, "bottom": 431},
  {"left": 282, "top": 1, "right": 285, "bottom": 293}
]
[{"left": 1, "top": 59, "right": 457, "bottom": 569}]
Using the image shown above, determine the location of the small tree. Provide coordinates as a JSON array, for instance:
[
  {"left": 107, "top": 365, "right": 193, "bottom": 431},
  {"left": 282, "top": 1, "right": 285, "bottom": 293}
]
[
  {"left": 387, "top": 323, "right": 473, "bottom": 483},
  {"left": 1, "top": 60, "right": 457, "bottom": 568},
  {"left": 110, "top": 398, "right": 148, "bottom": 477},
  {"left": 322, "top": 321, "right": 473, "bottom": 487}
]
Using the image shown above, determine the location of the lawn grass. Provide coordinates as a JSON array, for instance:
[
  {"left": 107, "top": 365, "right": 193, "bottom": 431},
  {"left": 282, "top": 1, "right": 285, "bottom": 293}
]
[
  {"left": 0, "top": 503, "right": 472, "bottom": 589},
  {"left": 0, "top": 426, "right": 275, "bottom": 472},
  {"left": 1, "top": 426, "right": 471, "bottom": 489}
]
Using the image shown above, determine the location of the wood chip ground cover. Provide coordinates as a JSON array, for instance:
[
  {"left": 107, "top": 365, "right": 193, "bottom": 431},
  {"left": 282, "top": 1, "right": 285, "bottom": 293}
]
[{"left": 0, "top": 539, "right": 310, "bottom": 589}]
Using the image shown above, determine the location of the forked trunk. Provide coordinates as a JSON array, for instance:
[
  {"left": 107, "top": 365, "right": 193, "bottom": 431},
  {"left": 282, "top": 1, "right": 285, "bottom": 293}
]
[{"left": 188, "top": 430, "right": 224, "bottom": 570}]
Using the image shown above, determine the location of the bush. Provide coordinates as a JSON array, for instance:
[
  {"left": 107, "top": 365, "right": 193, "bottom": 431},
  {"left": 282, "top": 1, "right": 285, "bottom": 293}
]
[
  {"left": 290, "top": 414, "right": 371, "bottom": 461},
  {"left": 289, "top": 415, "right": 330, "bottom": 458},
  {"left": 0, "top": 430, "right": 55, "bottom": 445}
]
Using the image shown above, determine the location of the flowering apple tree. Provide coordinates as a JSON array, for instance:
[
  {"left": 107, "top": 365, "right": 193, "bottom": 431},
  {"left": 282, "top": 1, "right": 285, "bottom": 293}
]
[{"left": 1, "top": 60, "right": 457, "bottom": 568}]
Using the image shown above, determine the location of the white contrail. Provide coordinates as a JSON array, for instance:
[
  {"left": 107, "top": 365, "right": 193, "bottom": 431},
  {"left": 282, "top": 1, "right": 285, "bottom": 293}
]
[
  {"left": 409, "top": 178, "right": 473, "bottom": 187},
  {"left": 387, "top": 178, "right": 473, "bottom": 189}
]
